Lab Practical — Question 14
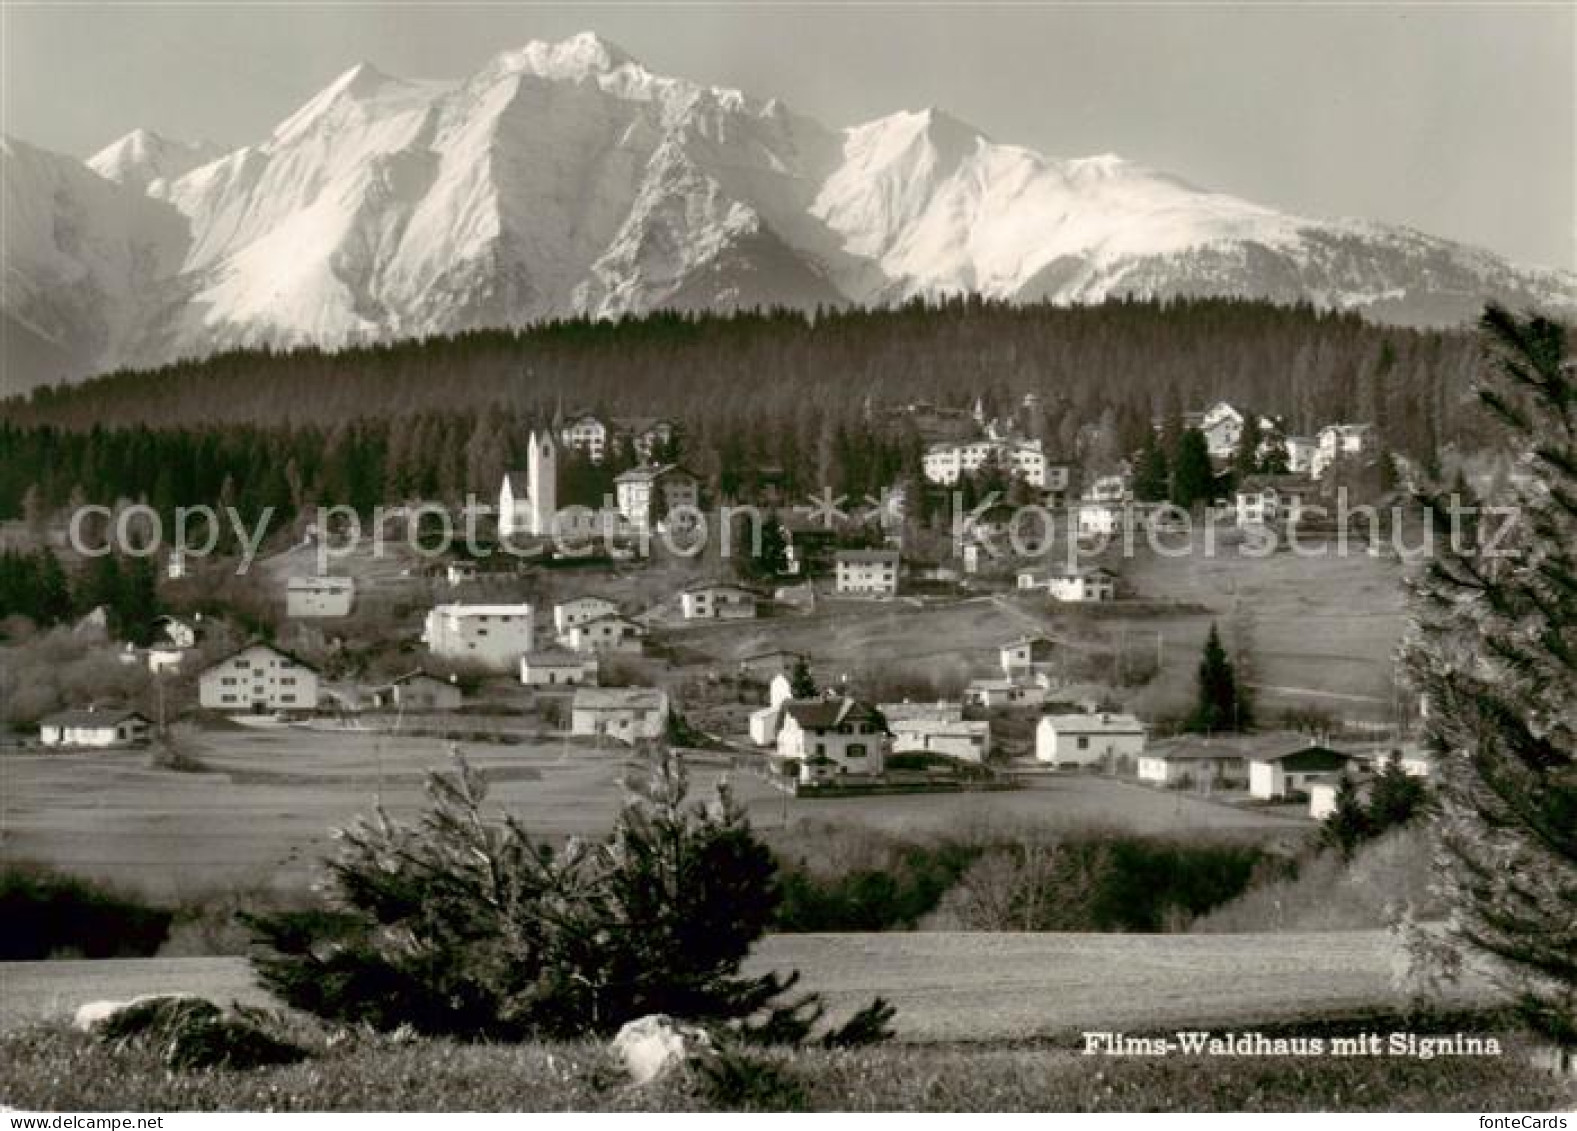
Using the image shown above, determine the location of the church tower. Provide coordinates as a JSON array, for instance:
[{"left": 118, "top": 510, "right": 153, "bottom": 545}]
[{"left": 527, "top": 429, "right": 557, "bottom": 537}]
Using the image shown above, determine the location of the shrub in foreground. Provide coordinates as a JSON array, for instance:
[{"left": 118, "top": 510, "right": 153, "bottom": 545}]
[{"left": 245, "top": 746, "right": 893, "bottom": 1045}]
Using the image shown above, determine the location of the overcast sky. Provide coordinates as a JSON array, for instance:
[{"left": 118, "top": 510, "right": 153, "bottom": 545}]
[{"left": 4, "top": 3, "right": 1572, "bottom": 269}]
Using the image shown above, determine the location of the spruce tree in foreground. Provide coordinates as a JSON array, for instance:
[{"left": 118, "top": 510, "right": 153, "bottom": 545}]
[
  {"left": 245, "top": 747, "right": 893, "bottom": 1044},
  {"left": 1401, "top": 305, "right": 1576, "bottom": 1044}
]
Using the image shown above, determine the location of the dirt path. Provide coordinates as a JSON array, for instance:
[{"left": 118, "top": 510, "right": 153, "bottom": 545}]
[{"left": 0, "top": 930, "right": 1489, "bottom": 1042}]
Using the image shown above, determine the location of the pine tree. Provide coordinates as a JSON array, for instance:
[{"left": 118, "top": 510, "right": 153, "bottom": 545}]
[
  {"left": 1401, "top": 305, "right": 1577, "bottom": 1044},
  {"left": 788, "top": 656, "right": 817, "bottom": 699},
  {"left": 1186, "top": 623, "right": 1247, "bottom": 734},
  {"left": 1322, "top": 775, "right": 1372, "bottom": 858},
  {"left": 1171, "top": 428, "right": 1216, "bottom": 511},
  {"left": 1133, "top": 428, "right": 1170, "bottom": 503},
  {"left": 1231, "top": 412, "right": 1264, "bottom": 483}
]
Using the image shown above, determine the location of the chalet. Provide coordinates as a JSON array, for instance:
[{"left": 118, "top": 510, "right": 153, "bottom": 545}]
[
  {"left": 1235, "top": 475, "right": 1317, "bottom": 528},
  {"left": 198, "top": 642, "right": 320, "bottom": 713},
  {"left": 553, "top": 595, "right": 620, "bottom": 636},
  {"left": 679, "top": 582, "right": 759, "bottom": 621},
  {"left": 286, "top": 575, "right": 354, "bottom": 618},
  {"left": 999, "top": 635, "right": 1056, "bottom": 677},
  {"left": 1311, "top": 423, "right": 1376, "bottom": 479},
  {"left": 39, "top": 708, "right": 151, "bottom": 749},
  {"left": 1082, "top": 473, "right": 1132, "bottom": 504},
  {"left": 834, "top": 549, "right": 900, "bottom": 598},
  {"left": 890, "top": 718, "right": 991, "bottom": 763},
  {"left": 570, "top": 687, "right": 669, "bottom": 742},
  {"left": 520, "top": 651, "right": 599, "bottom": 687},
  {"left": 1137, "top": 736, "right": 1252, "bottom": 788},
  {"left": 564, "top": 613, "right": 645, "bottom": 655},
  {"left": 1248, "top": 742, "right": 1360, "bottom": 799},
  {"left": 613, "top": 464, "right": 700, "bottom": 530},
  {"left": 377, "top": 671, "right": 463, "bottom": 712},
  {"left": 776, "top": 696, "right": 890, "bottom": 783},
  {"left": 1200, "top": 402, "right": 1277, "bottom": 461},
  {"left": 422, "top": 603, "right": 535, "bottom": 670},
  {"left": 964, "top": 677, "right": 1048, "bottom": 710},
  {"left": 1035, "top": 712, "right": 1146, "bottom": 768}
]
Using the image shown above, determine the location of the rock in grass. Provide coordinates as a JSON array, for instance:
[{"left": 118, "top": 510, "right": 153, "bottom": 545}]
[{"left": 610, "top": 1014, "right": 718, "bottom": 1086}]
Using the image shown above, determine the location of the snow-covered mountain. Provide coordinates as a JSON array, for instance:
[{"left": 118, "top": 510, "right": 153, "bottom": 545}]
[
  {"left": 88, "top": 128, "right": 226, "bottom": 193},
  {"left": 5, "top": 31, "right": 1574, "bottom": 391}
]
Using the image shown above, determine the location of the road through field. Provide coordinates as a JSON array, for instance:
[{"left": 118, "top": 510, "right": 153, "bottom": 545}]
[{"left": 0, "top": 930, "right": 1490, "bottom": 1042}]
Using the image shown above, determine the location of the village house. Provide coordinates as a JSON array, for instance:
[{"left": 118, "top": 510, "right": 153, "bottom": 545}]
[
  {"left": 498, "top": 432, "right": 559, "bottom": 539},
  {"left": 613, "top": 416, "right": 677, "bottom": 462},
  {"left": 776, "top": 696, "right": 890, "bottom": 783},
  {"left": 552, "top": 595, "right": 620, "bottom": 636},
  {"left": 679, "top": 582, "right": 759, "bottom": 621},
  {"left": 1199, "top": 402, "right": 1277, "bottom": 461},
  {"left": 198, "top": 642, "right": 320, "bottom": 713},
  {"left": 1083, "top": 472, "right": 1132, "bottom": 504},
  {"left": 558, "top": 413, "right": 611, "bottom": 461},
  {"left": 613, "top": 464, "right": 700, "bottom": 531},
  {"left": 1285, "top": 435, "right": 1318, "bottom": 475},
  {"left": 39, "top": 707, "right": 151, "bottom": 749},
  {"left": 780, "top": 519, "right": 839, "bottom": 577},
  {"left": 519, "top": 650, "right": 599, "bottom": 687},
  {"left": 877, "top": 700, "right": 965, "bottom": 725},
  {"left": 1075, "top": 501, "right": 1126, "bottom": 539},
  {"left": 1311, "top": 423, "right": 1376, "bottom": 479},
  {"left": 1235, "top": 475, "right": 1317, "bottom": 528},
  {"left": 834, "top": 549, "right": 901, "bottom": 598},
  {"left": 1035, "top": 712, "right": 1146, "bottom": 768},
  {"left": 999, "top": 635, "right": 1056, "bottom": 677},
  {"left": 286, "top": 575, "right": 355, "bottom": 618},
  {"left": 921, "top": 437, "right": 1050, "bottom": 488},
  {"left": 890, "top": 717, "right": 991, "bottom": 763},
  {"left": 563, "top": 613, "right": 645, "bottom": 655},
  {"left": 570, "top": 687, "right": 669, "bottom": 742},
  {"left": 1050, "top": 567, "right": 1118, "bottom": 603},
  {"left": 965, "top": 676, "right": 1049, "bottom": 710},
  {"left": 422, "top": 603, "right": 535, "bottom": 670},
  {"left": 1248, "top": 742, "right": 1360, "bottom": 800},
  {"left": 445, "top": 561, "right": 478, "bottom": 587},
  {"left": 373, "top": 671, "right": 463, "bottom": 712},
  {"left": 736, "top": 649, "right": 808, "bottom": 681},
  {"left": 1137, "top": 736, "right": 1252, "bottom": 789}
]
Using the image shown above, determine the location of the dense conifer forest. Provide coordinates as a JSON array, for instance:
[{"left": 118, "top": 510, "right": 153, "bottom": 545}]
[{"left": 0, "top": 297, "right": 1481, "bottom": 518}]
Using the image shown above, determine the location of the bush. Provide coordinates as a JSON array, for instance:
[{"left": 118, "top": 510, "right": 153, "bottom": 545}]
[
  {"left": 96, "top": 996, "right": 308, "bottom": 1071},
  {"left": 245, "top": 747, "right": 892, "bottom": 1045},
  {"left": 0, "top": 863, "right": 173, "bottom": 959}
]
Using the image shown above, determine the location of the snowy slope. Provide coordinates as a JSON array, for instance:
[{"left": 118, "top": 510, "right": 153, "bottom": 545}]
[
  {"left": 87, "top": 129, "right": 226, "bottom": 193},
  {"left": 1, "top": 134, "right": 189, "bottom": 390},
  {"left": 4, "top": 31, "right": 1574, "bottom": 388}
]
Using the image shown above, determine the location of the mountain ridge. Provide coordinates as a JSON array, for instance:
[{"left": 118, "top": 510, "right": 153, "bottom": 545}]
[{"left": 3, "top": 30, "right": 1573, "bottom": 392}]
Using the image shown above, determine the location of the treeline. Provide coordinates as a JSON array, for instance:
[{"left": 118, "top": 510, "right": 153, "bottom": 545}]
[
  {"left": 0, "top": 299, "right": 1491, "bottom": 524},
  {"left": 0, "top": 548, "right": 160, "bottom": 643},
  {"left": 7, "top": 296, "right": 1477, "bottom": 453}
]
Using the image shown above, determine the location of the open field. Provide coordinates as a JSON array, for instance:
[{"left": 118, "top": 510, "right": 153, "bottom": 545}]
[
  {"left": 1, "top": 725, "right": 1304, "bottom": 897},
  {"left": 0, "top": 928, "right": 1491, "bottom": 1041}
]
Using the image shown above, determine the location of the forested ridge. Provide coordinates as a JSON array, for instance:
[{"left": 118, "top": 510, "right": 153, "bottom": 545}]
[{"left": 0, "top": 297, "right": 1481, "bottom": 518}]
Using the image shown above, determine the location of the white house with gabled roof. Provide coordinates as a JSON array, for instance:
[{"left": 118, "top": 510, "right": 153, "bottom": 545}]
[
  {"left": 198, "top": 642, "right": 320, "bottom": 713},
  {"left": 1036, "top": 712, "right": 1146, "bottom": 767},
  {"left": 423, "top": 603, "right": 535, "bottom": 670}
]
